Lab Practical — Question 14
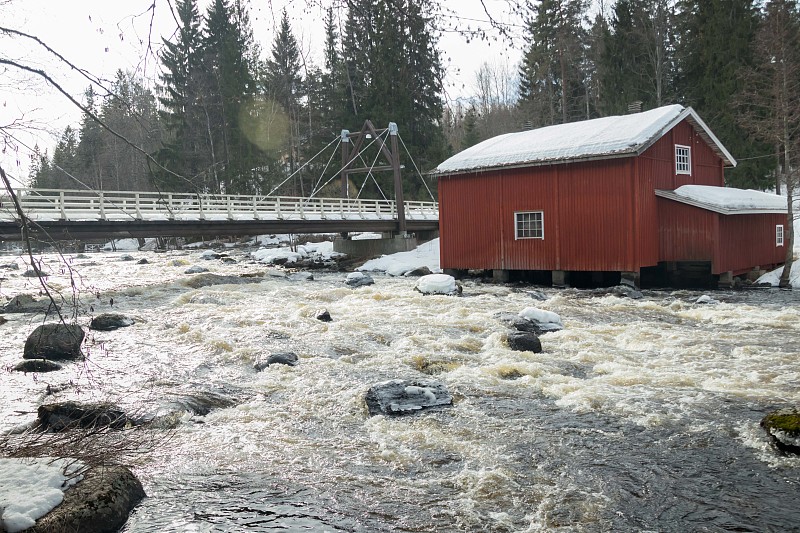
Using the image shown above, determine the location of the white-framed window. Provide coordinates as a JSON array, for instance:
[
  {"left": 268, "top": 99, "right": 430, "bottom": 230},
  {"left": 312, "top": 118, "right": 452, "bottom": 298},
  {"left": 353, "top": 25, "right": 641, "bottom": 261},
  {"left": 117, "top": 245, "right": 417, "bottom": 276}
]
[
  {"left": 777, "top": 224, "right": 784, "bottom": 247},
  {"left": 515, "top": 211, "right": 544, "bottom": 240},
  {"left": 675, "top": 144, "right": 691, "bottom": 175}
]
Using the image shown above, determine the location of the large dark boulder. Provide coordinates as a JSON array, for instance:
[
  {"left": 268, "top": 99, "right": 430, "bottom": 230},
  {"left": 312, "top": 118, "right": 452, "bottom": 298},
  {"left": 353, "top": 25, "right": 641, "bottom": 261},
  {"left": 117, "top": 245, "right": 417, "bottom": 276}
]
[
  {"left": 28, "top": 465, "right": 145, "bottom": 533},
  {"left": 494, "top": 312, "right": 544, "bottom": 335},
  {"left": 365, "top": 379, "right": 453, "bottom": 416},
  {"left": 89, "top": 313, "right": 134, "bottom": 331},
  {"left": 506, "top": 331, "right": 543, "bottom": 353},
  {"left": 36, "top": 402, "right": 132, "bottom": 431},
  {"left": 24, "top": 323, "right": 85, "bottom": 360},
  {"left": 761, "top": 408, "right": 800, "bottom": 455},
  {"left": 316, "top": 309, "right": 332, "bottom": 322},
  {"left": 13, "top": 359, "right": 63, "bottom": 373}
]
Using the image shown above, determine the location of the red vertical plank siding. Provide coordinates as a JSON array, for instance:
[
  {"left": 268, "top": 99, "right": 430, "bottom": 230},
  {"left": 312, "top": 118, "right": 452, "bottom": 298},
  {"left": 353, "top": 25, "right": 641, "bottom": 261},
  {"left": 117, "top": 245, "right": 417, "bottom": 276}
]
[
  {"left": 643, "top": 119, "right": 725, "bottom": 190},
  {"left": 657, "top": 198, "right": 787, "bottom": 274},
  {"left": 715, "top": 213, "right": 787, "bottom": 273},
  {"left": 657, "top": 198, "right": 716, "bottom": 262},
  {"left": 438, "top": 172, "right": 504, "bottom": 270}
]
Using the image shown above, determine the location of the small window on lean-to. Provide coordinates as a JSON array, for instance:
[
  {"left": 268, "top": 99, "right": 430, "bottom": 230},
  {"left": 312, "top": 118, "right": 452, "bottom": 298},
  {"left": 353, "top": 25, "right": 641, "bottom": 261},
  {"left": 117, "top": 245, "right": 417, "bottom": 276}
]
[
  {"left": 515, "top": 211, "right": 544, "bottom": 240},
  {"left": 675, "top": 144, "right": 691, "bottom": 175},
  {"left": 777, "top": 224, "right": 784, "bottom": 247}
]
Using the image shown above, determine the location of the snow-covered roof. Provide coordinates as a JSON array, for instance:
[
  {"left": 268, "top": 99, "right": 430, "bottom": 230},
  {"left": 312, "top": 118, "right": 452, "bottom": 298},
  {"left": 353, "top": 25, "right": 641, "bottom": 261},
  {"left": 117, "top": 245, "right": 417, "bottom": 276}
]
[
  {"left": 434, "top": 105, "right": 736, "bottom": 175},
  {"left": 656, "top": 185, "right": 787, "bottom": 215}
]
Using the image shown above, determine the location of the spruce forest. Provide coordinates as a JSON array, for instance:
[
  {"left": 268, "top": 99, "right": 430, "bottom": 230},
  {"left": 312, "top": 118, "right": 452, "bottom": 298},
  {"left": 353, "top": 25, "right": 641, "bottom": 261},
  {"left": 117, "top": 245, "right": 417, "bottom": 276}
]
[{"left": 25, "top": 0, "right": 800, "bottom": 199}]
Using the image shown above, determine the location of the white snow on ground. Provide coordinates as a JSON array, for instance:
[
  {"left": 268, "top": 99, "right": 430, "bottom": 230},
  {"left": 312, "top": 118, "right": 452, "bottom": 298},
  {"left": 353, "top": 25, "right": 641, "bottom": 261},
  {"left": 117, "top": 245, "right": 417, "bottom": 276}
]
[
  {"left": 351, "top": 232, "right": 382, "bottom": 240},
  {"left": 674, "top": 185, "right": 787, "bottom": 211},
  {"left": 358, "top": 238, "right": 441, "bottom": 276},
  {"left": 756, "top": 265, "right": 800, "bottom": 288},
  {"left": 251, "top": 240, "right": 343, "bottom": 265},
  {"left": 0, "top": 458, "right": 84, "bottom": 533},
  {"left": 435, "top": 105, "right": 691, "bottom": 173},
  {"left": 415, "top": 273, "right": 457, "bottom": 294}
]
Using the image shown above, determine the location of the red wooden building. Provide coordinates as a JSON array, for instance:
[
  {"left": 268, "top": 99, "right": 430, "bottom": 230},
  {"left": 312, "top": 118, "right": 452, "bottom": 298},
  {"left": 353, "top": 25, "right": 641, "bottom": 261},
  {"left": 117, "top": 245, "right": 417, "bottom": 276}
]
[{"left": 433, "top": 105, "right": 787, "bottom": 287}]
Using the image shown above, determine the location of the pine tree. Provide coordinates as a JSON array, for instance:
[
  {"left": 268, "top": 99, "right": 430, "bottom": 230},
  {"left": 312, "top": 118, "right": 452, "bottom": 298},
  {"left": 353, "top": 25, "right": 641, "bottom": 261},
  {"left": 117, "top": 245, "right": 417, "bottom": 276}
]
[
  {"left": 201, "top": 0, "right": 260, "bottom": 193},
  {"left": 264, "top": 9, "right": 304, "bottom": 193},
  {"left": 599, "top": 0, "right": 674, "bottom": 116},
  {"left": 519, "top": 0, "right": 590, "bottom": 126},
  {"left": 76, "top": 86, "right": 104, "bottom": 189},
  {"left": 156, "top": 0, "right": 208, "bottom": 191},
  {"left": 675, "top": 0, "right": 770, "bottom": 188},
  {"left": 738, "top": 0, "right": 800, "bottom": 286}
]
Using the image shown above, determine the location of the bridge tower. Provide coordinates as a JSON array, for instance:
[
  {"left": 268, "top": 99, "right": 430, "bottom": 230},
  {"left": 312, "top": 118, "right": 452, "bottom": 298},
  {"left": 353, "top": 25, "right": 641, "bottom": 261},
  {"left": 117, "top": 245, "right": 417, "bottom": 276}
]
[{"left": 339, "top": 120, "right": 406, "bottom": 235}]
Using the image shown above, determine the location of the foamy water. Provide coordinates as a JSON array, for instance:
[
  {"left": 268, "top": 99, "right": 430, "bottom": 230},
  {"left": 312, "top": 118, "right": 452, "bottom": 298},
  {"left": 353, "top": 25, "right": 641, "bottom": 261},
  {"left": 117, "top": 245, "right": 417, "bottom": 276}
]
[{"left": 1, "top": 248, "right": 799, "bottom": 531}]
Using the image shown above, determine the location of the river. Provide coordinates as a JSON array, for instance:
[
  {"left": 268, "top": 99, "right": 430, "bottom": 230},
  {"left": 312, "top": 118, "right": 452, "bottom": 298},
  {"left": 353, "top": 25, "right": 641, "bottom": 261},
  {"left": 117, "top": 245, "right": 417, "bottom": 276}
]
[{"left": 1, "top": 246, "right": 799, "bottom": 532}]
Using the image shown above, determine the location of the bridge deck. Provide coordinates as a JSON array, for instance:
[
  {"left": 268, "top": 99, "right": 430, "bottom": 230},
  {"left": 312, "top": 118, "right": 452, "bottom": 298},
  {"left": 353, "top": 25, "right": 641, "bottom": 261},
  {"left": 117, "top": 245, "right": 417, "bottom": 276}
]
[{"left": 0, "top": 189, "right": 439, "bottom": 241}]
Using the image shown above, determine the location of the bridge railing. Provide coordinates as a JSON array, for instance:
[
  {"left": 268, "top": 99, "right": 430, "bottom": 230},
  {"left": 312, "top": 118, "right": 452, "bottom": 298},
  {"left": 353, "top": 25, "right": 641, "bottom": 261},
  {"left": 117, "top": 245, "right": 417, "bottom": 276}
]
[{"left": 0, "top": 188, "right": 438, "bottom": 223}]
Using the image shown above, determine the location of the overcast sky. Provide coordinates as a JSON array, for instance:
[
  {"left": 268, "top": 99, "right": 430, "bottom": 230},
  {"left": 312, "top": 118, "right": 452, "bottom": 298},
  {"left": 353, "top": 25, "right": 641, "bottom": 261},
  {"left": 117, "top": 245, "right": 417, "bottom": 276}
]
[{"left": 1, "top": 0, "right": 524, "bottom": 185}]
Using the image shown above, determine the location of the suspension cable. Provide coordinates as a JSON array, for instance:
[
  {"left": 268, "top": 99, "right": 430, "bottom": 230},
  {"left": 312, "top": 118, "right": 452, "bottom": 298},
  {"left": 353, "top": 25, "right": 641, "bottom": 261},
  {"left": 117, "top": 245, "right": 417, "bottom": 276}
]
[
  {"left": 398, "top": 134, "right": 436, "bottom": 201},
  {"left": 267, "top": 136, "right": 340, "bottom": 197}
]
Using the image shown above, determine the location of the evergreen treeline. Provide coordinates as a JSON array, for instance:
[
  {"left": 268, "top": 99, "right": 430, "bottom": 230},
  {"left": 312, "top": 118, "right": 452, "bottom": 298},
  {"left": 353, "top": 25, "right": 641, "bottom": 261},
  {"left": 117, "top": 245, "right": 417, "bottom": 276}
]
[{"left": 30, "top": 0, "right": 800, "bottom": 195}]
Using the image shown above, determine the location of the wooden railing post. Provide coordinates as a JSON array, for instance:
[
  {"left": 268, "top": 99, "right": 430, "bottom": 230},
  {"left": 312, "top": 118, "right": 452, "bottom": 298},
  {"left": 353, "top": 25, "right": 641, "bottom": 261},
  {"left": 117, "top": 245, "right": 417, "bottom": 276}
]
[
  {"left": 98, "top": 192, "right": 106, "bottom": 220},
  {"left": 59, "top": 191, "right": 66, "bottom": 220}
]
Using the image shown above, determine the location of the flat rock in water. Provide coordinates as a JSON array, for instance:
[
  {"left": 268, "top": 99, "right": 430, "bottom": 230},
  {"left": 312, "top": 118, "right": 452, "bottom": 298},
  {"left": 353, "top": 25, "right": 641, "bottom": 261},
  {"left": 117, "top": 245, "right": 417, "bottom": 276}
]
[
  {"left": 345, "top": 272, "right": 374, "bottom": 287},
  {"left": 27, "top": 465, "right": 145, "bottom": 533},
  {"left": 23, "top": 269, "right": 48, "bottom": 278},
  {"left": 24, "top": 323, "right": 85, "bottom": 360},
  {"left": 119, "top": 255, "right": 135, "bottom": 261},
  {"left": 365, "top": 379, "right": 453, "bottom": 417},
  {"left": 2, "top": 294, "right": 57, "bottom": 314},
  {"left": 90, "top": 313, "right": 135, "bottom": 331},
  {"left": 182, "top": 273, "right": 260, "bottom": 289},
  {"left": 184, "top": 265, "right": 209, "bottom": 274},
  {"left": 288, "top": 272, "right": 314, "bottom": 282},
  {"left": 13, "top": 359, "right": 63, "bottom": 373},
  {"left": 254, "top": 352, "right": 299, "bottom": 371},
  {"left": 136, "top": 258, "right": 149, "bottom": 265},
  {"left": 507, "top": 331, "right": 543, "bottom": 353},
  {"left": 761, "top": 408, "right": 800, "bottom": 455},
  {"left": 36, "top": 401, "right": 132, "bottom": 431}
]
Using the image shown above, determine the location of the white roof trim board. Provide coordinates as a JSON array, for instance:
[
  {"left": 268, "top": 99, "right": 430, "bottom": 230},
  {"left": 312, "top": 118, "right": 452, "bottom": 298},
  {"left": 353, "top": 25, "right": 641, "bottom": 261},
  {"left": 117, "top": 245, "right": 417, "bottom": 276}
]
[
  {"left": 656, "top": 185, "right": 787, "bottom": 215},
  {"left": 434, "top": 104, "right": 737, "bottom": 175}
]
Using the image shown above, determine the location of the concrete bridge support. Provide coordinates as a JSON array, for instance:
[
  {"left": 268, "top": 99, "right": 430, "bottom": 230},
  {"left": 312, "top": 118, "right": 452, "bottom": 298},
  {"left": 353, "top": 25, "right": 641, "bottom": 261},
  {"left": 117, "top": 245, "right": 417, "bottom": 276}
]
[{"left": 333, "top": 234, "right": 418, "bottom": 258}]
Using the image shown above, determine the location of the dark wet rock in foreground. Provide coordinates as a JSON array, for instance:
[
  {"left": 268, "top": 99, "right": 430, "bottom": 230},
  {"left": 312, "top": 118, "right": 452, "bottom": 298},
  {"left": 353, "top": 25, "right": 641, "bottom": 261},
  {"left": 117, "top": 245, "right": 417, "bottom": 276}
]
[
  {"left": 365, "top": 379, "right": 453, "bottom": 416},
  {"left": 14, "top": 359, "right": 63, "bottom": 373},
  {"left": 24, "top": 323, "right": 85, "bottom": 360},
  {"left": 36, "top": 402, "right": 132, "bottom": 431},
  {"left": 762, "top": 408, "right": 800, "bottom": 455},
  {"left": 28, "top": 465, "right": 145, "bottom": 533}
]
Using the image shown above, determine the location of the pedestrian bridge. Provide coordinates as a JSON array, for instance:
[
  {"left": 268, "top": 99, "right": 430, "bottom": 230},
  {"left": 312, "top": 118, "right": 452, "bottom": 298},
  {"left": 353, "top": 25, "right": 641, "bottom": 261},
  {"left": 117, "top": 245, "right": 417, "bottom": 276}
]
[{"left": 0, "top": 188, "right": 439, "bottom": 241}]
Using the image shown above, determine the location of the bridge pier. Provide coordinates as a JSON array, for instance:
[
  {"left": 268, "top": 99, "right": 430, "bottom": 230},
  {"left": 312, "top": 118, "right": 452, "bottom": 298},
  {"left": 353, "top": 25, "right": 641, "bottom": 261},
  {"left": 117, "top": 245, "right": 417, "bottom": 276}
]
[{"left": 333, "top": 234, "right": 418, "bottom": 258}]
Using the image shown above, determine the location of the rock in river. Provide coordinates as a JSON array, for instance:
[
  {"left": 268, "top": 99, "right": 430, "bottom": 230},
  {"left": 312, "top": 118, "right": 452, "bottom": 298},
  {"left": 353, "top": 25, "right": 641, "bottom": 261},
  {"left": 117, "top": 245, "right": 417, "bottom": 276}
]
[
  {"left": 506, "top": 331, "right": 543, "bottom": 353},
  {"left": 365, "top": 379, "right": 453, "bottom": 416},
  {"left": 23, "top": 323, "right": 85, "bottom": 360},
  {"left": 13, "top": 359, "right": 63, "bottom": 373},
  {"left": 28, "top": 465, "right": 145, "bottom": 533},
  {"left": 36, "top": 401, "right": 133, "bottom": 431},
  {"left": 90, "top": 313, "right": 135, "bottom": 331},
  {"left": 254, "top": 352, "right": 299, "bottom": 371},
  {"left": 345, "top": 272, "right": 374, "bottom": 287},
  {"left": 761, "top": 408, "right": 800, "bottom": 455}
]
